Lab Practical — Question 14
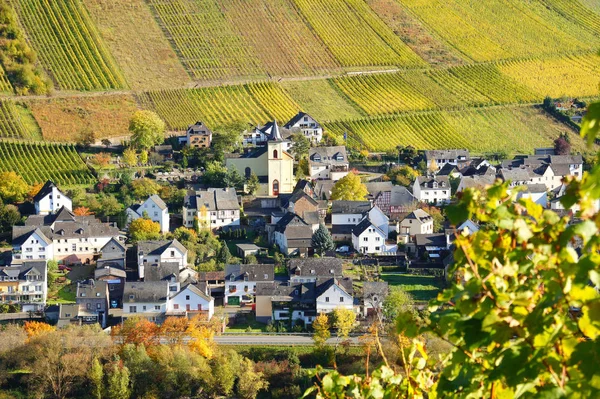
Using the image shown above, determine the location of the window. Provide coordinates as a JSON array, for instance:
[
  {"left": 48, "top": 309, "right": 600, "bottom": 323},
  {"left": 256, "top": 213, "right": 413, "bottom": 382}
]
[
  {"left": 272, "top": 179, "right": 279, "bottom": 195},
  {"left": 375, "top": 237, "right": 380, "bottom": 242},
  {"left": 96, "top": 303, "right": 101, "bottom": 309},
  {"left": 143, "top": 306, "right": 147, "bottom": 311},
  {"left": 170, "top": 250, "right": 175, "bottom": 257},
  {"left": 273, "top": 149, "right": 278, "bottom": 159},
  {"left": 129, "top": 295, "right": 134, "bottom": 299},
  {"left": 155, "top": 305, "right": 160, "bottom": 310},
  {"left": 363, "top": 237, "right": 368, "bottom": 242},
  {"left": 325, "top": 297, "right": 329, "bottom": 302},
  {"left": 129, "top": 306, "right": 137, "bottom": 313},
  {"left": 340, "top": 297, "right": 344, "bottom": 302},
  {"left": 185, "top": 295, "right": 190, "bottom": 300},
  {"left": 87, "top": 303, "right": 92, "bottom": 310},
  {"left": 65, "top": 313, "right": 71, "bottom": 318},
  {"left": 264, "top": 274, "right": 268, "bottom": 279},
  {"left": 174, "top": 304, "right": 179, "bottom": 310}
]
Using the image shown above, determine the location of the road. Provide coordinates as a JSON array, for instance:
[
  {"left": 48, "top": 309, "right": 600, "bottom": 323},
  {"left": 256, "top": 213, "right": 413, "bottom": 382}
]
[{"left": 215, "top": 334, "right": 360, "bottom": 346}]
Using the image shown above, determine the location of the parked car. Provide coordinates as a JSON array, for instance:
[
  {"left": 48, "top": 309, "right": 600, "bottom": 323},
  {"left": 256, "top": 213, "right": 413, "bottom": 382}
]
[{"left": 336, "top": 245, "right": 350, "bottom": 253}]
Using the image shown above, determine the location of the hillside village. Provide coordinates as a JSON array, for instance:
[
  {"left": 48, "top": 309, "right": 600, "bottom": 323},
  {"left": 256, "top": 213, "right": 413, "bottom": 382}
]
[{"left": 1, "top": 111, "right": 593, "bottom": 332}]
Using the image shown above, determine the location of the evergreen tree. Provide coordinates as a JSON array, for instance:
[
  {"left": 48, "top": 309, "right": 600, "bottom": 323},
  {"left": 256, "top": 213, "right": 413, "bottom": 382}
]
[
  {"left": 107, "top": 363, "right": 130, "bottom": 399},
  {"left": 246, "top": 172, "right": 260, "bottom": 195},
  {"left": 312, "top": 224, "right": 335, "bottom": 256},
  {"left": 217, "top": 241, "right": 232, "bottom": 265}
]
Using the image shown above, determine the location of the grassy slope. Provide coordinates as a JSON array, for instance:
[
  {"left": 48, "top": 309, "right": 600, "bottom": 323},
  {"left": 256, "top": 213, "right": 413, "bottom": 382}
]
[
  {"left": 281, "top": 79, "right": 364, "bottom": 122},
  {"left": 83, "top": 0, "right": 191, "bottom": 90},
  {"left": 220, "top": 0, "right": 339, "bottom": 77},
  {"left": 27, "top": 95, "right": 140, "bottom": 142},
  {"left": 380, "top": 273, "right": 444, "bottom": 302}
]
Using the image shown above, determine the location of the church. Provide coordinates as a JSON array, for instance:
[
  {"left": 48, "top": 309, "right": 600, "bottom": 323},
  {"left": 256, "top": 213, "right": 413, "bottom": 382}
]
[{"left": 225, "top": 121, "right": 294, "bottom": 196}]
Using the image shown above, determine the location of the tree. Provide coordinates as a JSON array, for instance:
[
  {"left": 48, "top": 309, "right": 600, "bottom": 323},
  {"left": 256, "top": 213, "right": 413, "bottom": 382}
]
[
  {"left": 311, "top": 224, "right": 335, "bottom": 256},
  {"left": 312, "top": 313, "right": 330, "bottom": 349},
  {"left": 382, "top": 287, "right": 415, "bottom": 322},
  {"left": 207, "top": 350, "right": 241, "bottom": 396},
  {"left": 386, "top": 165, "right": 419, "bottom": 187},
  {"left": 330, "top": 172, "right": 368, "bottom": 201},
  {"left": 129, "top": 218, "right": 161, "bottom": 242},
  {"left": 554, "top": 134, "right": 571, "bottom": 155},
  {"left": 139, "top": 150, "right": 148, "bottom": 165},
  {"left": 237, "top": 358, "right": 269, "bottom": 399},
  {"left": 122, "top": 147, "right": 138, "bottom": 167},
  {"left": 78, "top": 127, "right": 96, "bottom": 148},
  {"left": 23, "top": 321, "right": 54, "bottom": 341},
  {"left": 332, "top": 308, "right": 356, "bottom": 340},
  {"left": 216, "top": 242, "right": 232, "bottom": 265},
  {"left": 73, "top": 206, "right": 92, "bottom": 216},
  {"left": 106, "top": 363, "right": 130, "bottom": 399},
  {"left": 0, "top": 171, "right": 29, "bottom": 203},
  {"left": 211, "top": 121, "right": 245, "bottom": 154},
  {"left": 225, "top": 168, "right": 244, "bottom": 190},
  {"left": 246, "top": 172, "right": 259, "bottom": 195},
  {"left": 244, "top": 254, "right": 257, "bottom": 264},
  {"left": 203, "top": 161, "right": 229, "bottom": 187},
  {"left": 99, "top": 195, "right": 123, "bottom": 218},
  {"left": 89, "top": 358, "right": 103, "bottom": 399},
  {"left": 93, "top": 152, "right": 111, "bottom": 168},
  {"left": 290, "top": 132, "right": 310, "bottom": 160},
  {"left": 28, "top": 182, "right": 44, "bottom": 200},
  {"left": 129, "top": 110, "right": 166, "bottom": 149},
  {"left": 111, "top": 317, "right": 160, "bottom": 347},
  {"left": 131, "top": 178, "right": 160, "bottom": 199},
  {"left": 419, "top": 204, "right": 444, "bottom": 232},
  {"left": 101, "top": 138, "right": 112, "bottom": 148},
  {"left": 0, "top": 204, "right": 21, "bottom": 231}
]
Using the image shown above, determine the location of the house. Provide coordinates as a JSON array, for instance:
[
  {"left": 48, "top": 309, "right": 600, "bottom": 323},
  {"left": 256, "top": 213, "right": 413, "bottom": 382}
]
[
  {"left": 243, "top": 120, "right": 293, "bottom": 150},
  {"left": 414, "top": 234, "right": 448, "bottom": 259},
  {"left": 33, "top": 181, "right": 72, "bottom": 215},
  {"left": 137, "top": 239, "right": 188, "bottom": 280},
  {"left": 183, "top": 188, "right": 240, "bottom": 230},
  {"left": 436, "top": 163, "right": 461, "bottom": 178},
  {"left": 94, "top": 265, "right": 126, "bottom": 309},
  {"left": 352, "top": 218, "right": 388, "bottom": 254},
  {"left": 424, "top": 150, "right": 470, "bottom": 171},
  {"left": 513, "top": 184, "right": 548, "bottom": 208},
  {"left": 122, "top": 281, "right": 171, "bottom": 322},
  {"left": 456, "top": 175, "right": 497, "bottom": 193},
  {"left": 255, "top": 277, "right": 354, "bottom": 325},
  {"left": 169, "top": 283, "right": 214, "bottom": 320},
  {"left": 314, "top": 180, "right": 335, "bottom": 200},
  {"left": 126, "top": 195, "right": 170, "bottom": 234},
  {"left": 57, "top": 304, "right": 83, "bottom": 328},
  {"left": 389, "top": 186, "right": 418, "bottom": 219},
  {"left": 0, "top": 261, "right": 47, "bottom": 312},
  {"left": 12, "top": 207, "right": 121, "bottom": 265},
  {"left": 308, "top": 146, "right": 349, "bottom": 181},
  {"left": 400, "top": 209, "right": 433, "bottom": 236},
  {"left": 273, "top": 212, "right": 318, "bottom": 256},
  {"left": 499, "top": 154, "right": 583, "bottom": 191},
  {"left": 362, "top": 281, "right": 389, "bottom": 318},
  {"left": 186, "top": 121, "right": 212, "bottom": 148},
  {"left": 224, "top": 264, "right": 274, "bottom": 306},
  {"left": 236, "top": 243, "right": 265, "bottom": 259},
  {"left": 365, "top": 182, "right": 394, "bottom": 215},
  {"left": 226, "top": 133, "right": 294, "bottom": 196},
  {"left": 153, "top": 145, "right": 173, "bottom": 159},
  {"left": 413, "top": 176, "right": 451, "bottom": 205},
  {"left": 284, "top": 112, "right": 323, "bottom": 144},
  {"left": 97, "top": 238, "right": 126, "bottom": 269},
  {"left": 288, "top": 257, "right": 344, "bottom": 283},
  {"left": 281, "top": 189, "right": 320, "bottom": 220},
  {"left": 75, "top": 279, "right": 109, "bottom": 327},
  {"left": 331, "top": 201, "right": 372, "bottom": 241}
]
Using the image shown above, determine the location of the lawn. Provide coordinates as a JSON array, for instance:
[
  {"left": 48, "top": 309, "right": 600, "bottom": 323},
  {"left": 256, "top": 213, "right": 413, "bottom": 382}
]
[
  {"left": 380, "top": 273, "right": 445, "bottom": 302},
  {"left": 225, "top": 313, "right": 267, "bottom": 333},
  {"left": 47, "top": 277, "right": 76, "bottom": 304}
]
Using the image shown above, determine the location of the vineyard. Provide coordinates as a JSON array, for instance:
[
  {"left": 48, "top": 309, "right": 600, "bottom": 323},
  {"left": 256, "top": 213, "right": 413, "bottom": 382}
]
[
  {"left": 293, "top": 0, "right": 424, "bottom": 68},
  {"left": 400, "top": 0, "right": 600, "bottom": 61},
  {"left": 0, "top": 141, "right": 95, "bottom": 185},
  {"left": 82, "top": 0, "right": 190, "bottom": 90},
  {"left": 0, "top": 101, "right": 41, "bottom": 140},
  {"left": 0, "top": 67, "right": 12, "bottom": 94},
  {"left": 138, "top": 82, "right": 300, "bottom": 130},
  {"left": 12, "top": 0, "right": 127, "bottom": 91},
  {"left": 324, "top": 106, "right": 583, "bottom": 154}
]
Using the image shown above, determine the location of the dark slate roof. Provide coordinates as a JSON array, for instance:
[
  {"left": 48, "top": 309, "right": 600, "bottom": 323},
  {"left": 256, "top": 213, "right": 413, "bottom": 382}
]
[
  {"left": 404, "top": 209, "right": 433, "bottom": 224},
  {"left": 352, "top": 218, "right": 385, "bottom": 237},
  {"left": 187, "top": 121, "right": 212, "bottom": 135},
  {"left": 500, "top": 168, "right": 532, "bottom": 182},
  {"left": 239, "top": 146, "right": 268, "bottom": 159},
  {"left": 424, "top": 149, "right": 470, "bottom": 161},
  {"left": 12, "top": 227, "right": 52, "bottom": 246},
  {"left": 0, "top": 261, "right": 46, "bottom": 281},
  {"left": 331, "top": 201, "right": 371, "bottom": 215},
  {"left": 255, "top": 281, "right": 317, "bottom": 304},
  {"left": 315, "top": 277, "right": 353, "bottom": 297},
  {"left": 294, "top": 179, "right": 312, "bottom": 193},
  {"left": 288, "top": 257, "right": 343, "bottom": 278},
  {"left": 77, "top": 280, "right": 108, "bottom": 299},
  {"left": 520, "top": 184, "right": 548, "bottom": 193},
  {"left": 185, "top": 188, "right": 240, "bottom": 211},
  {"left": 550, "top": 155, "right": 583, "bottom": 165},
  {"left": 33, "top": 180, "right": 60, "bottom": 202},
  {"left": 274, "top": 212, "right": 313, "bottom": 235},
  {"left": 123, "top": 281, "right": 169, "bottom": 303},
  {"left": 365, "top": 181, "right": 393, "bottom": 196},
  {"left": 390, "top": 186, "right": 417, "bottom": 207},
  {"left": 101, "top": 238, "right": 126, "bottom": 254},
  {"left": 94, "top": 266, "right": 127, "bottom": 279},
  {"left": 286, "top": 190, "right": 318, "bottom": 208},
  {"left": 415, "top": 234, "right": 447, "bottom": 247},
  {"left": 331, "top": 224, "right": 353, "bottom": 235},
  {"left": 14, "top": 215, "right": 119, "bottom": 243},
  {"left": 284, "top": 112, "right": 321, "bottom": 129},
  {"left": 415, "top": 176, "right": 450, "bottom": 189},
  {"left": 437, "top": 163, "right": 459, "bottom": 176},
  {"left": 144, "top": 262, "right": 181, "bottom": 282},
  {"left": 225, "top": 264, "right": 275, "bottom": 282},
  {"left": 137, "top": 239, "right": 187, "bottom": 256},
  {"left": 309, "top": 146, "right": 347, "bottom": 165},
  {"left": 459, "top": 175, "right": 497, "bottom": 190},
  {"left": 363, "top": 281, "right": 389, "bottom": 299}
]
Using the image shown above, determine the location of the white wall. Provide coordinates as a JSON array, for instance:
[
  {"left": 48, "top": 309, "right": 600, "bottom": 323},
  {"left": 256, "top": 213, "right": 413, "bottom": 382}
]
[
  {"left": 400, "top": 219, "right": 433, "bottom": 236},
  {"left": 170, "top": 286, "right": 214, "bottom": 320},
  {"left": 225, "top": 280, "right": 259, "bottom": 304},
  {"left": 14, "top": 232, "right": 53, "bottom": 261},
  {"left": 35, "top": 187, "right": 72, "bottom": 215},
  {"left": 316, "top": 284, "right": 353, "bottom": 313},
  {"left": 332, "top": 213, "right": 364, "bottom": 226},
  {"left": 123, "top": 301, "right": 168, "bottom": 315},
  {"left": 352, "top": 226, "right": 386, "bottom": 254}
]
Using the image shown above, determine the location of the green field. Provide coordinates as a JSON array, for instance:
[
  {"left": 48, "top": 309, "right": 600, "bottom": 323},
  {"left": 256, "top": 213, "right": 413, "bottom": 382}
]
[
  {"left": 13, "top": 0, "right": 127, "bottom": 91},
  {"left": 0, "top": 101, "right": 42, "bottom": 140},
  {"left": 0, "top": 141, "right": 95, "bottom": 185},
  {"left": 380, "top": 273, "right": 444, "bottom": 302}
]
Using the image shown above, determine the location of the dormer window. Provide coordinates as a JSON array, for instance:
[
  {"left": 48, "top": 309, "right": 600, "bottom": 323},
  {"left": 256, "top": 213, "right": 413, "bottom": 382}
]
[
  {"left": 96, "top": 293, "right": 100, "bottom": 297},
  {"left": 80, "top": 293, "right": 86, "bottom": 297},
  {"left": 244, "top": 274, "right": 249, "bottom": 281},
  {"left": 311, "top": 270, "right": 315, "bottom": 274},
  {"left": 230, "top": 275, "right": 235, "bottom": 282},
  {"left": 264, "top": 274, "right": 268, "bottom": 280},
  {"left": 330, "top": 269, "right": 334, "bottom": 274},
  {"left": 313, "top": 155, "right": 321, "bottom": 162},
  {"left": 129, "top": 295, "right": 134, "bottom": 299}
]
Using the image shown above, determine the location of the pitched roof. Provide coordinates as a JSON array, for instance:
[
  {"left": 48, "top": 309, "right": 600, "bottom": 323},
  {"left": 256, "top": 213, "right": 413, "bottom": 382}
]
[
  {"left": 390, "top": 186, "right": 418, "bottom": 207},
  {"left": 352, "top": 217, "right": 385, "bottom": 237},
  {"left": 437, "top": 163, "right": 460, "bottom": 176},
  {"left": 225, "top": 264, "right": 275, "bottom": 282},
  {"left": 288, "top": 257, "right": 344, "bottom": 277},
  {"left": 77, "top": 280, "right": 108, "bottom": 299},
  {"left": 172, "top": 283, "right": 212, "bottom": 302},
  {"left": 12, "top": 227, "right": 52, "bottom": 246},
  {"left": 424, "top": 149, "right": 470, "bottom": 161},
  {"left": 94, "top": 266, "right": 127, "bottom": 279},
  {"left": 33, "top": 180, "right": 61, "bottom": 202},
  {"left": 500, "top": 167, "right": 532, "bottom": 182},
  {"left": 284, "top": 112, "right": 320, "bottom": 129},
  {"left": 415, "top": 234, "right": 447, "bottom": 247},
  {"left": 187, "top": 121, "right": 212, "bottom": 135},
  {"left": 315, "top": 277, "right": 353, "bottom": 297},
  {"left": 459, "top": 175, "right": 497, "bottom": 190},
  {"left": 415, "top": 176, "right": 450, "bottom": 189},
  {"left": 404, "top": 209, "right": 432, "bottom": 224},
  {"left": 550, "top": 154, "right": 583, "bottom": 165},
  {"left": 520, "top": 184, "right": 548, "bottom": 193},
  {"left": 123, "top": 281, "right": 169, "bottom": 303},
  {"left": 274, "top": 212, "right": 313, "bottom": 234},
  {"left": 137, "top": 239, "right": 187, "bottom": 257},
  {"left": 309, "top": 146, "right": 347, "bottom": 164},
  {"left": 331, "top": 201, "right": 371, "bottom": 214},
  {"left": 146, "top": 194, "right": 167, "bottom": 211},
  {"left": 185, "top": 188, "right": 240, "bottom": 211},
  {"left": 0, "top": 261, "right": 46, "bottom": 281},
  {"left": 198, "top": 271, "right": 225, "bottom": 281},
  {"left": 101, "top": 238, "right": 126, "bottom": 254},
  {"left": 144, "top": 262, "right": 181, "bottom": 282},
  {"left": 365, "top": 181, "right": 393, "bottom": 196}
]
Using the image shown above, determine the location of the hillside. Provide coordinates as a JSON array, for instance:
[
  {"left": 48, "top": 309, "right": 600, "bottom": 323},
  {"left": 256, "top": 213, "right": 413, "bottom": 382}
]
[{"left": 0, "top": 0, "right": 597, "bottom": 157}]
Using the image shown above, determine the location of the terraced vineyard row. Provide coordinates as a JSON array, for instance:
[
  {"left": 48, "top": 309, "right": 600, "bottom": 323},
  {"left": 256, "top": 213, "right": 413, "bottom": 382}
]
[
  {"left": 0, "top": 101, "right": 41, "bottom": 140},
  {"left": 0, "top": 67, "right": 12, "bottom": 94},
  {"left": 0, "top": 141, "right": 95, "bottom": 185},
  {"left": 13, "top": 0, "right": 126, "bottom": 91},
  {"left": 137, "top": 82, "right": 300, "bottom": 130},
  {"left": 329, "top": 53, "right": 600, "bottom": 116},
  {"left": 324, "top": 106, "right": 580, "bottom": 154},
  {"left": 399, "top": 0, "right": 600, "bottom": 62}
]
